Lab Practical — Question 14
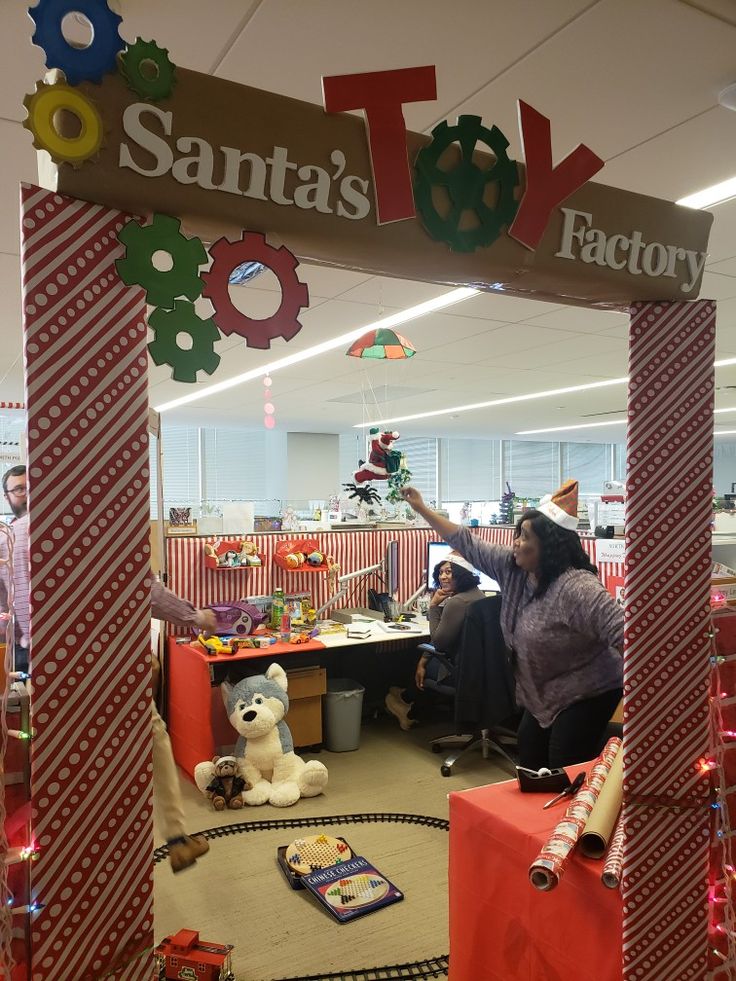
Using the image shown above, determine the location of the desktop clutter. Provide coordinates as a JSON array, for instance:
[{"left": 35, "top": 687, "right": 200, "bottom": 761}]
[{"left": 194, "top": 664, "right": 328, "bottom": 808}]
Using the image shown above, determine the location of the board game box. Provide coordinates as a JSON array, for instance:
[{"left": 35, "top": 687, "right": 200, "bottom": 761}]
[{"left": 301, "top": 855, "right": 403, "bottom": 923}]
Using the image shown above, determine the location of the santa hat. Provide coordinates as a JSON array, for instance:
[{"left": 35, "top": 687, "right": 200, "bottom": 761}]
[
  {"left": 537, "top": 479, "right": 579, "bottom": 531},
  {"left": 446, "top": 551, "right": 476, "bottom": 574}
]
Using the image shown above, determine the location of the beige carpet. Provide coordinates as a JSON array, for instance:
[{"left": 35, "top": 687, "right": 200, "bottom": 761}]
[{"left": 154, "top": 714, "right": 510, "bottom": 980}]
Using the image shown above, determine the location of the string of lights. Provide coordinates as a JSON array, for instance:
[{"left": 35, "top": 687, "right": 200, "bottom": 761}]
[{"left": 706, "top": 607, "right": 736, "bottom": 974}]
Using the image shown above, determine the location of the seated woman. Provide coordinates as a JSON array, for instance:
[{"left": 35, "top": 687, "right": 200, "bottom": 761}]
[
  {"left": 384, "top": 554, "right": 484, "bottom": 730},
  {"left": 400, "top": 479, "right": 623, "bottom": 769}
]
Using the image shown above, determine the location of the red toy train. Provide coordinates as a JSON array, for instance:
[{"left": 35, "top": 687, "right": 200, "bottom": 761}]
[{"left": 154, "top": 929, "right": 234, "bottom": 981}]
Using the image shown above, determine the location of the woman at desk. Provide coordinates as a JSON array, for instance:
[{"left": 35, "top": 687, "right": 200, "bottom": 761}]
[
  {"left": 385, "top": 554, "right": 484, "bottom": 730},
  {"left": 400, "top": 480, "right": 623, "bottom": 769}
]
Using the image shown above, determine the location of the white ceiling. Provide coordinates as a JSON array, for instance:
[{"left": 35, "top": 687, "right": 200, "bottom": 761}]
[{"left": 3, "top": 0, "right": 736, "bottom": 441}]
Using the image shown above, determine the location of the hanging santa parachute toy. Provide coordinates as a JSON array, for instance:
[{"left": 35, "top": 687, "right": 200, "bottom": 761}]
[{"left": 353, "top": 429, "right": 401, "bottom": 484}]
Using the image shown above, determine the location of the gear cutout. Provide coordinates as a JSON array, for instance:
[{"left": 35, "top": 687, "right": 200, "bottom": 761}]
[
  {"left": 147, "top": 301, "right": 221, "bottom": 383},
  {"left": 118, "top": 38, "right": 176, "bottom": 102},
  {"left": 29, "top": 0, "right": 124, "bottom": 86},
  {"left": 414, "top": 114, "right": 519, "bottom": 253},
  {"left": 202, "top": 233, "right": 309, "bottom": 350},
  {"left": 22, "top": 81, "right": 103, "bottom": 168},
  {"left": 116, "top": 214, "right": 207, "bottom": 309}
]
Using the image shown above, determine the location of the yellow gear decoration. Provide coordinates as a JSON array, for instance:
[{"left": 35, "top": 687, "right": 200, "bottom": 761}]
[{"left": 22, "top": 82, "right": 103, "bottom": 168}]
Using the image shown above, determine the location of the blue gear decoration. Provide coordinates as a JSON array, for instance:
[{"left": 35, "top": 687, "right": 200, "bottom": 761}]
[
  {"left": 29, "top": 0, "right": 124, "bottom": 86},
  {"left": 147, "top": 301, "right": 221, "bottom": 384},
  {"left": 116, "top": 214, "right": 207, "bottom": 309},
  {"left": 414, "top": 115, "right": 519, "bottom": 253}
]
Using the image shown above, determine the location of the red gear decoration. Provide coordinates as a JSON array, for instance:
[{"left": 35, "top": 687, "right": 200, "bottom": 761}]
[{"left": 202, "top": 232, "right": 309, "bottom": 349}]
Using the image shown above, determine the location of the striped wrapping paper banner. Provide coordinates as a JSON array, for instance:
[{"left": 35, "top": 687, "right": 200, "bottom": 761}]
[
  {"left": 623, "top": 299, "right": 715, "bottom": 981},
  {"left": 165, "top": 527, "right": 623, "bottom": 631},
  {"left": 21, "top": 185, "right": 153, "bottom": 981}
]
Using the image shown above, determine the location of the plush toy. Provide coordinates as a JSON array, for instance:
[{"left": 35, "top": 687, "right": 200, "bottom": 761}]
[
  {"left": 239, "top": 540, "right": 262, "bottom": 566},
  {"left": 213, "top": 664, "right": 328, "bottom": 807},
  {"left": 307, "top": 550, "right": 324, "bottom": 566},
  {"left": 194, "top": 755, "right": 250, "bottom": 810},
  {"left": 353, "top": 429, "right": 401, "bottom": 484}
]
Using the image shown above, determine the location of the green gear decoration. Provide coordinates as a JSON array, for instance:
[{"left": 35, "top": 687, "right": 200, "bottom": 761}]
[
  {"left": 116, "top": 214, "right": 206, "bottom": 309},
  {"left": 118, "top": 38, "right": 176, "bottom": 102},
  {"left": 414, "top": 115, "right": 519, "bottom": 253},
  {"left": 147, "top": 300, "right": 221, "bottom": 383}
]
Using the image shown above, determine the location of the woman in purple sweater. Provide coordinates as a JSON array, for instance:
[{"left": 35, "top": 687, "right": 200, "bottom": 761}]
[{"left": 401, "top": 480, "right": 623, "bottom": 769}]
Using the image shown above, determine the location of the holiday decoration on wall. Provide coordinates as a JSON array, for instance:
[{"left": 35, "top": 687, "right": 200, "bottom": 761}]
[
  {"left": 346, "top": 328, "right": 416, "bottom": 359},
  {"left": 263, "top": 374, "right": 276, "bottom": 430},
  {"left": 414, "top": 115, "right": 519, "bottom": 253},
  {"left": 29, "top": 0, "right": 124, "bottom": 85},
  {"left": 202, "top": 233, "right": 309, "bottom": 349},
  {"left": 118, "top": 39, "right": 176, "bottom": 102},
  {"left": 353, "top": 429, "right": 401, "bottom": 484}
]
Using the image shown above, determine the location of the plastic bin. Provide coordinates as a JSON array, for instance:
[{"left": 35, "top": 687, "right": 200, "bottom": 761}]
[{"left": 323, "top": 678, "right": 365, "bottom": 752}]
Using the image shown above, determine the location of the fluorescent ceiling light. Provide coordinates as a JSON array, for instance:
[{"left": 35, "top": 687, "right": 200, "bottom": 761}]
[
  {"left": 516, "top": 419, "right": 626, "bottom": 435},
  {"left": 355, "top": 378, "right": 630, "bottom": 428},
  {"left": 677, "top": 177, "right": 736, "bottom": 210},
  {"left": 715, "top": 357, "right": 736, "bottom": 368},
  {"left": 154, "top": 286, "right": 479, "bottom": 412},
  {"left": 716, "top": 430, "right": 736, "bottom": 436},
  {"left": 519, "top": 407, "right": 736, "bottom": 434}
]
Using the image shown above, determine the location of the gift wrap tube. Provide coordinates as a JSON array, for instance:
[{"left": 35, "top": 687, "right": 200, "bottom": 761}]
[
  {"left": 579, "top": 744, "right": 624, "bottom": 859},
  {"left": 601, "top": 813, "right": 625, "bottom": 889},
  {"left": 528, "top": 737, "right": 622, "bottom": 892}
]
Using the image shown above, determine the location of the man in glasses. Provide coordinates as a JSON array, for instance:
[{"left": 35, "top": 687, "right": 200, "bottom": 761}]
[{"left": 3, "top": 464, "right": 27, "bottom": 521}]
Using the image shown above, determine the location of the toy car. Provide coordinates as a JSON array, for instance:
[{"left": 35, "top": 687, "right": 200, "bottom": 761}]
[
  {"left": 155, "top": 928, "right": 234, "bottom": 980},
  {"left": 197, "top": 634, "right": 234, "bottom": 656}
]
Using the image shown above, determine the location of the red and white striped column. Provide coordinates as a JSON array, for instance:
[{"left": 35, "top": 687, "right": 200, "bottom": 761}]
[
  {"left": 623, "top": 299, "right": 716, "bottom": 980},
  {"left": 20, "top": 184, "right": 152, "bottom": 980}
]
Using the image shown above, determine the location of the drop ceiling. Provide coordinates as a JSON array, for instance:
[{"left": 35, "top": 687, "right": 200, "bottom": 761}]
[{"left": 2, "top": 0, "right": 736, "bottom": 441}]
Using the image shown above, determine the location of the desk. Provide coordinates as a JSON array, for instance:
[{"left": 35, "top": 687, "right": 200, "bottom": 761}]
[
  {"left": 167, "top": 619, "right": 429, "bottom": 776},
  {"left": 449, "top": 767, "right": 621, "bottom": 981}
]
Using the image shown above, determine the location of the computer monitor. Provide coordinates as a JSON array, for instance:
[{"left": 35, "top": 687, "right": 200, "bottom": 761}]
[
  {"left": 426, "top": 541, "right": 500, "bottom": 593},
  {"left": 385, "top": 539, "right": 399, "bottom": 596}
]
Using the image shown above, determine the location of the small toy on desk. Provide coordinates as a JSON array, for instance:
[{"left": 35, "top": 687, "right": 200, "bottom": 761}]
[
  {"left": 155, "top": 929, "right": 234, "bottom": 981},
  {"left": 217, "top": 663, "right": 328, "bottom": 807},
  {"left": 195, "top": 755, "right": 251, "bottom": 810},
  {"left": 206, "top": 601, "right": 264, "bottom": 637},
  {"left": 197, "top": 634, "right": 234, "bottom": 656}
]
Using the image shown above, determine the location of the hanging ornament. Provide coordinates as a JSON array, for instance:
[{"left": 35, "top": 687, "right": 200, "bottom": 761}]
[
  {"left": 353, "top": 428, "right": 401, "bottom": 484},
  {"left": 263, "top": 374, "right": 275, "bottom": 429},
  {"left": 346, "top": 327, "right": 416, "bottom": 360}
]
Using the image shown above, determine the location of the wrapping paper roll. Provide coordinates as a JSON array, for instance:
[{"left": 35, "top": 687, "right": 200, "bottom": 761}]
[
  {"left": 602, "top": 813, "right": 625, "bottom": 889},
  {"left": 529, "top": 738, "right": 622, "bottom": 891},
  {"left": 579, "top": 745, "right": 624, "bottom": 858}
]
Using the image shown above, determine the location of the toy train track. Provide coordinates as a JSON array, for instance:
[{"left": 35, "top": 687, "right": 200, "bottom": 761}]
[{"left": 154, "top": 812, "right": 450, "bottom": 980}]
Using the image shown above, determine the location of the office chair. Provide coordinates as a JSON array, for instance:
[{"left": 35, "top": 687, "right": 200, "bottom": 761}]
[{"left": 421, "top": 596, "right": 519, "bottom": 777}]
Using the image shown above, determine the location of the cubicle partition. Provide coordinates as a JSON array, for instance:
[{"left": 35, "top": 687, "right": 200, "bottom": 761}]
[{"left": 165, "top": 527, "right": 623, "bottom": 632}]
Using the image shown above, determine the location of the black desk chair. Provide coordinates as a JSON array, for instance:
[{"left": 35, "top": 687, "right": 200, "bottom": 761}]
[{"left": 421, "top": 596, "right": 519, "bottom": 777}]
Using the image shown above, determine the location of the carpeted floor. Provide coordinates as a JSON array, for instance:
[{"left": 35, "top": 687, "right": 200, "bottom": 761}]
[{"left": 153, "top": 712, "right": 511, "bottom": 980}]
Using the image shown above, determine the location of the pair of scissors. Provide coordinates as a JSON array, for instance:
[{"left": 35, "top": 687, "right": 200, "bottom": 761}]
[{"left": 542, "top": 771, "right": 586, "bottom": 810}]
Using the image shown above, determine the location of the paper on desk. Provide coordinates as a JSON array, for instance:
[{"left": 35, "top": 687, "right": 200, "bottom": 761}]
[
  {"left": 579, "top": 746, "right": 623, "bottom": 859},
  {"left": 528, "top": 738, "right": 621, "bottom": 892}
]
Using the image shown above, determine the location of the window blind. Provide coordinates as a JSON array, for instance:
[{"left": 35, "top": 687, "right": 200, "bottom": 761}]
[
  {"left": 148, "top": 433, "right": 159, "bottom": 519},
  {"left": 715, "top": 441, "right": 736, "bottom": 495},
  {"left": 503, "top": 440, "right": 560, "bottom": 497},
  {"left": 400, "top": 437, "right": 438, "bottom": 502},
  {"left": 201, "top": 428, "right": 268, "bottom": 503},
  {"left": 339, "top": 433, "right": 364, "bottom": 483},
  {"left": 440, "top": 438, "right": 501, "bottom": 502},
  {"left": 613, "top": 444, "right": 626, "bottom": 482},
  {"left": 561, "top": 442, "right": 610, "bottom": 494},
  {"left": 160, "top": 424, "right": 200, "bottom": 515}
]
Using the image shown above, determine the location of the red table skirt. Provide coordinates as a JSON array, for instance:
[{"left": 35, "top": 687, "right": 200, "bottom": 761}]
[{"left": 449, "top": 767, "right": 622, "bottom": 981}]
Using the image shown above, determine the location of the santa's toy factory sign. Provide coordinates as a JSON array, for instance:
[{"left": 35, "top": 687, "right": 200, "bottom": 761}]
[{"left": 32, "top": 54, "right": 711, "bottom": 308}]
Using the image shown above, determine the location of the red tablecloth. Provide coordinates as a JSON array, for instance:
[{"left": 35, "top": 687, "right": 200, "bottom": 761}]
[
  {"left": 167, "top": 638, "right": 325, "bottom": 777},
  {"left": 449, "top": 767, "right": 622, "bottom": 981}
]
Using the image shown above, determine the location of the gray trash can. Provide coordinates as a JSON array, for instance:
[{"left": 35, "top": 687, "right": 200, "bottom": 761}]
[{"left": 323, "top": 678, "right": 365, "bottom": 752}]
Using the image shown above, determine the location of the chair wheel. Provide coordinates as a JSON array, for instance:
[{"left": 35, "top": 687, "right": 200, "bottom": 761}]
[
  {"left": 431, "top": 744, "right": 441, "bottom": 753},
  {"left": 441, "top": 764, "right": 452, "bottom": 777}
]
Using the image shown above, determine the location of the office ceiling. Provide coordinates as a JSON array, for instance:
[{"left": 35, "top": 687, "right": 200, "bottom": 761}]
[{"left": 2, "top": 0, "right": 736, "bottom": 440}]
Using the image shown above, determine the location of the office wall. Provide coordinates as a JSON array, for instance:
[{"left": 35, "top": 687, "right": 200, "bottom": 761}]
[{"left": 286, "top": 432, "right": 339, "bottom": 501}]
